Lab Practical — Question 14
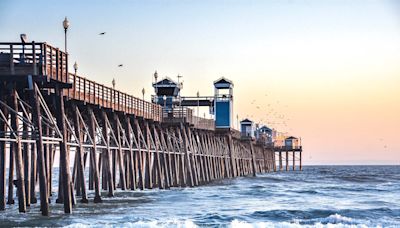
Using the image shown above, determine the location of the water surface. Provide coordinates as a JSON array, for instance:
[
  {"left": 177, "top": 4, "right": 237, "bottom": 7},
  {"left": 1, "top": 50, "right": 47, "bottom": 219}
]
[{"left": 0, "top": 166, "right": 399, "bottom": 227}]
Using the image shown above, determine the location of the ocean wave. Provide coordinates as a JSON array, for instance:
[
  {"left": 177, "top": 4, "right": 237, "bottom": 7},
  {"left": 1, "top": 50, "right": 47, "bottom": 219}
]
[
  {"left": 65, "top": 219, "right": 198, "bottom": 228},
  {"left": 231, "top": 214, "right": 400, "bottom": 228}
]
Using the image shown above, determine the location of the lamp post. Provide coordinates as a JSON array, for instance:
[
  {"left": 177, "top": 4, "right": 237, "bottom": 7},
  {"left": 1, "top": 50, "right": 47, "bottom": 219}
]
[
  {"left": 142, "top": 88, "right": 145, "bottom": 118},
  {"left": 112, "top": 78, "right": 115, "bottom": 90},
  {"left": 63, "top": 17, "right": 70, "bottom": 53},
  {"left": 73, "top": 61, "right": 78, "bottom": 98}
]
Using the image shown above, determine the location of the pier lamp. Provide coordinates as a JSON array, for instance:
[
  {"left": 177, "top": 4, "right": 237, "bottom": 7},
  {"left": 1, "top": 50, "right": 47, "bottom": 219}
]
[
  {"left": 154, "top": 71, "right": 158, "bottom": 83},
  {"left": 73, "top": 61, "right": 78, "bottom": 74},
  {"left": 112, "top": 78, "right": 116, "bottom": 89},
  {"left": 63, "top": 17, "right": 70, "bottom": 53},
  {"left": 73, "top": 62, "right": 78, "bottom": 96}
]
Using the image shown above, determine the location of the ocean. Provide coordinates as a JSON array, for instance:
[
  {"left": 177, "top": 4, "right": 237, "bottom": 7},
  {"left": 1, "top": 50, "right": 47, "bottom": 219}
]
[{"left": 0, "top": 166, "right": 399, "bottom": 227}]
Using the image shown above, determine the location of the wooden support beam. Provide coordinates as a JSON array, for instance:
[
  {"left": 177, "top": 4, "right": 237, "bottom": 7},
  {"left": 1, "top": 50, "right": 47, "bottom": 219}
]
[
  {"left": 72, "top": 104, "right": 88, "bottom": 203},
  {"left": 30, "top": 83, "right": 49, "bottom": 216},
  {"left": 151, "top": 124, "right": 164, "bottom": 189},
  {"left": 54, "top": 85, "right": 72, "bottom": 213},
  {"left": 88, "top": 108, "right": 102, "bottom": 203},
  {"left": 285, "top": 151, "right": 289, "bottom": 172},
  {"left": 227, "top": 135, "right": 236, "bottom": 178},
  {"left": 134, "top": 118, "right": 145, "bottom": 190},
  {"left": 157, "top": 125, "right": 171, "bottom": 188},
  {"left": 292, "top": 151, "right": 296, "bottom": 171},
  {"left": 22, "top": 114, "right": 31, "bottom": 207},
  {"left": 114, "top": 114, "right": 126, "bottom": 190},
  {"left": 144, "top": 121, "right": 153, "bottom": 189},
  {"left": 0, "top": 87, "right": 8, "bottom": 210},
  {"left": 300, "top": 151, "right": 303, "bottom": 171},
  {"left": 30, "top": 142, "right": 37, "bottom": 203},
  {"left": 102, "top": 111, "right": 114, "bottom": 197},
  {"left": 7, "top": 136, "right": 14, "bottom": 205},
  {"left": 125, "top": 116, "right": 136, "bottom": 190},
  {"left": 179, "top": 124, "right": 193, "bottom": 187},
  {"left": 11, "top": 88, "right": 26, "bottom": 212}
]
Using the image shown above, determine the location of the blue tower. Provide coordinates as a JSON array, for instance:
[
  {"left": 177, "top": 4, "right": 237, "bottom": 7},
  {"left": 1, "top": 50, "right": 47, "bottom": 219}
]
[{"left": 214, "top": 77, "right": 233, "bottom": 129}]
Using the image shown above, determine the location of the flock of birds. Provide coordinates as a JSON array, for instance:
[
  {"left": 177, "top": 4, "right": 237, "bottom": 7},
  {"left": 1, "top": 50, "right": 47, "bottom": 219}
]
[
  {"left": 98, "top": 31, "right": 291, "bottom": 134},
  {"left": 243, "top": 93, "right": 293, "bottom": 134}
]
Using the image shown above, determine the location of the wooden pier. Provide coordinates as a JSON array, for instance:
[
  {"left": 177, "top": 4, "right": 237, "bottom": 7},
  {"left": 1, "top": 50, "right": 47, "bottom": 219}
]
[{"left": 0, "top": 42, "right": 302, "bottom": 215}]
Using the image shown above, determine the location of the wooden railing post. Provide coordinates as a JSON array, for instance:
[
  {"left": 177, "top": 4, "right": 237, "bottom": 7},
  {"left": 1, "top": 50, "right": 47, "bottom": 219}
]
[
  {"left": 32, "top": 41, "right": 37, "bottom": 75},
  {"left": 9, "top": 44, "right": 15, "bottom": 75},
  {"left": 83, "top": 78, "right": 86, "bottom": 102}
]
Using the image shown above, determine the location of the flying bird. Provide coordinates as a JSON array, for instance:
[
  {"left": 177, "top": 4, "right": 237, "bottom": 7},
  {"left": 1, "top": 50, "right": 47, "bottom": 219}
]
[
  {"left": 99, "top": 32, "right": 106, "bottom": 35},
  {"left": 118, "top": 64, "right": 123, "bottom": 67}
]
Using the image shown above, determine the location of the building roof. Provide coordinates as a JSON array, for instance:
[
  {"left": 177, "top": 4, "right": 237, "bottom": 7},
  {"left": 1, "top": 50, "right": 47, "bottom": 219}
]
[
  {"left": 214, "top": 77, "right": 234, "bottom": 88},
  {"left": 285, "top": 136, "right": 298, "bottom": 140},
  {"left": 240, "top": 118, "right": 253, "bottom": 124},
  {"left": 259, "top": 126, "right": 272, "bottom": 132},
  {"left": 153, "top": 77, "right": 178, "bottom": 87}
]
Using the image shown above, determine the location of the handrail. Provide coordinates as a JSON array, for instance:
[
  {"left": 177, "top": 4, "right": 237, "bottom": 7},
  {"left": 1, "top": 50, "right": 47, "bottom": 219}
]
[{"left": 68, "top": 73, "right": 162, "bottom": 121}]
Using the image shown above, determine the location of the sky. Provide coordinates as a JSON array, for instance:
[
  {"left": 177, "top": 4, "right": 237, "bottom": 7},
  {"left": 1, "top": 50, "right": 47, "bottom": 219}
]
[{"left": 1, "top": 0, "right": 399, "bottom": 165}]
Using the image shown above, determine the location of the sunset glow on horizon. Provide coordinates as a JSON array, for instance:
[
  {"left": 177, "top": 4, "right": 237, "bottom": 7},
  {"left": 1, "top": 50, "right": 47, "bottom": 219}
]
[{"left": 1, "top": 0, "right": 399, "bottom": 165}]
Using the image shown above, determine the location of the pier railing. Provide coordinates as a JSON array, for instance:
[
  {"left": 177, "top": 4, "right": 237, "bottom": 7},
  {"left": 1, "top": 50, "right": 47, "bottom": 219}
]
[
  {"left": 0, "top": 42, "right": 68, "bottom": 82},
  {"left": 191, "top": 115, "right": 215, "bottom": 131},
  {"left": 273, "top": 145, "right": 303, "bottom": 151},
  {"left": 67, "top": 73, "right": 162, "bottom": 121},
  {"left": 162, "top": 107, "right": 215, "bottom": 130},
  {"left": 0, "top": 42, "right": 163, "bottom": 121}
]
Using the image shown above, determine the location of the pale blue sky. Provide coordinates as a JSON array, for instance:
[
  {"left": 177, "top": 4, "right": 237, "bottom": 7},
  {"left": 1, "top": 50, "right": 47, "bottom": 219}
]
[{"left": 1, "top": 0, "right": 399, "bottom": 164}]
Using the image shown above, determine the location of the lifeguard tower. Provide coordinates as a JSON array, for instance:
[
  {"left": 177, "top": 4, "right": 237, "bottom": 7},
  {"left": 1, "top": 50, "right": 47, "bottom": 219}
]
[
  {"left": 240, "top": 118, "right": 255, "bottom": 139},
  {"left": 214, "top": 77, "right": 233, "bottom": 129},
  {"left": 152, "top": 76, "right": 180, "bottom": 111}
]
